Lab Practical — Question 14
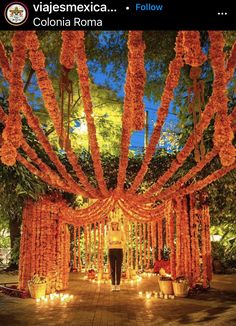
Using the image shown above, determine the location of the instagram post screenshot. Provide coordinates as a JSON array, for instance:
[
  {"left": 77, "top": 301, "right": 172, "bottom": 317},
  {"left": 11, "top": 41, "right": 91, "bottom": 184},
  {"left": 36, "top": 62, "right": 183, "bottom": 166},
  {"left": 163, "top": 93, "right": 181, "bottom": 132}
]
[{"left": 0, "top": 1, "right": 235, "bottom": 325}]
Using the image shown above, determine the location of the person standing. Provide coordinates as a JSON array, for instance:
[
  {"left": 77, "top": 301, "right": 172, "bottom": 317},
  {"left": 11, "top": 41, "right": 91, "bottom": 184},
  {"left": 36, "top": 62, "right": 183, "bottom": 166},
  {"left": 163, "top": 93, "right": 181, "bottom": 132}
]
[{"left": 107, "top": 220, "right": 126, "bottom": 291}]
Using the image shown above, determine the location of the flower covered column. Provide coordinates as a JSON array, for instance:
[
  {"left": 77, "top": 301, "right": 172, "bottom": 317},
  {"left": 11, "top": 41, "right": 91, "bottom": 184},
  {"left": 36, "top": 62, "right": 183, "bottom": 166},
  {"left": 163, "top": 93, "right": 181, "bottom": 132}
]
[
  {"left": 18, "top": 197, "right": 70, "bottom": 294},
  {"left": 165, "top": 193, "right": 212, "bottom": 288}
]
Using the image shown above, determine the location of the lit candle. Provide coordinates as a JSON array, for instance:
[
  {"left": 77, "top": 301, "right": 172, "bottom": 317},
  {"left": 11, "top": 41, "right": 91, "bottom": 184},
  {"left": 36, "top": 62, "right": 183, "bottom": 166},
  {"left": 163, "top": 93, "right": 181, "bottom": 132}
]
[
  {"left": 138, "top": 291, "right": 143, "bottom": 296},
  {"left": 146, "top": 292, "right": 151, "bottom": 299}
]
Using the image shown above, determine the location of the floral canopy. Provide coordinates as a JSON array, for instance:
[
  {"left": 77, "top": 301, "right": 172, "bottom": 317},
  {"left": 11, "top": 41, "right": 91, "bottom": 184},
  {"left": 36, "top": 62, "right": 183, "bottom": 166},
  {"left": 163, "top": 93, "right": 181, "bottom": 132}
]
[{"left": 0, "top": 31, "right": 235, "bottom": 223}]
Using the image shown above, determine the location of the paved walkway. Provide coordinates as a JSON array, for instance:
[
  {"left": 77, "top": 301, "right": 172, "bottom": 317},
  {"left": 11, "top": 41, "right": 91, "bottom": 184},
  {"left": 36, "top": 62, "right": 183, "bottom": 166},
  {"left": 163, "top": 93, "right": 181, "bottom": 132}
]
[{"left": 0, "top": 272, "right": 236, "bottom": 326}]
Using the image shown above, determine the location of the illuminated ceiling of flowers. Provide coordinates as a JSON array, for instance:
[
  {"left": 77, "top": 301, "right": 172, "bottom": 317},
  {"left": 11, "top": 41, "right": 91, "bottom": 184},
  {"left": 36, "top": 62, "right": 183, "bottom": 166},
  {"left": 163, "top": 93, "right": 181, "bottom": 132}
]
[{"left": 0, "top": 31, "right": 235, "bottom": 222}]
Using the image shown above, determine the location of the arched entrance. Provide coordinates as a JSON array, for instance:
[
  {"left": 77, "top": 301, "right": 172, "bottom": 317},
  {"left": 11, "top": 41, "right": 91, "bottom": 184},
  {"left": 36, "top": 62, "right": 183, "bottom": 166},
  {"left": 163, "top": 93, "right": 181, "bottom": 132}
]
[{"left": 19, "top": 192, "right": 212, "bottom": 294}]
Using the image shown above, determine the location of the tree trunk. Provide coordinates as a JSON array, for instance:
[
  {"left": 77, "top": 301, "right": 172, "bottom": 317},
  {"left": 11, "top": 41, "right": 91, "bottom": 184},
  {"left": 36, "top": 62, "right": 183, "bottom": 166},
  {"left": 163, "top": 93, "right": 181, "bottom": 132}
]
[{"left": 8, "top": 215, "right": 21, "bottom": 270}]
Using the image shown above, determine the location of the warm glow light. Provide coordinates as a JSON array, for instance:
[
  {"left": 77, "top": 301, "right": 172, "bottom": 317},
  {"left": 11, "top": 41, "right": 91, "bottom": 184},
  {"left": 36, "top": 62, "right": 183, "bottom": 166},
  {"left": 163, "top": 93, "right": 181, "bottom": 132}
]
[
  {"left": 35, "top": 293, "right": 74, "bottom": 304},
  {"left": 138, "top": 291, "right": 142, "bottom": 296},
  {"left": 145, "top": 292, "right": 152, "bottom": 299}
]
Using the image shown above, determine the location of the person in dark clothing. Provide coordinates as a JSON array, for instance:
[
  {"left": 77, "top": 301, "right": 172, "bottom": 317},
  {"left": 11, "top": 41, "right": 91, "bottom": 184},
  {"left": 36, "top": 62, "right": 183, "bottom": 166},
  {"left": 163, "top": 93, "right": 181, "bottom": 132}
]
[{"left": 107, "top": 220, "right": 125, "bottom": 291}]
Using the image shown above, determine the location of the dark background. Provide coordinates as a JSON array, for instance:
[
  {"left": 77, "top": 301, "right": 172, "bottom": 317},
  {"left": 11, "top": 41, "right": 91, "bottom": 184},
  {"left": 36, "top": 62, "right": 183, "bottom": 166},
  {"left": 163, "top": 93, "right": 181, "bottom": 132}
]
[{"left": 0, "top": 0, "right": 235, "bottom": 30}]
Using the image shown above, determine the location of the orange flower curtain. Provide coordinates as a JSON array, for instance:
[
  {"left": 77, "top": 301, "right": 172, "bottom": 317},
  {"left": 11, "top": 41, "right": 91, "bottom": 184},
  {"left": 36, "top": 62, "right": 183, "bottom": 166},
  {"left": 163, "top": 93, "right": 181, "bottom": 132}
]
[{"left": 19, "top": 194, "right": 212, "bottom": 291}]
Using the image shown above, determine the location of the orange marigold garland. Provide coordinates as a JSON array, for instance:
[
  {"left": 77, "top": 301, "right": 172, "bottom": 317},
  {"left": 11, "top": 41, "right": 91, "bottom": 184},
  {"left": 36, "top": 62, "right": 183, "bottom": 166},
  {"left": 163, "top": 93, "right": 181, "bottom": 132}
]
[
  {"left": 0, "top": 41, "right": 11, "bottom": 80},
  {"left": 0, "top": 106, "right": 94, "bottom": 197},
  {"left": 179, "top": 161, "right": 236, "bottom": 197},
  {"left": 135, "top": 222, "right": 138, "bottom": 270},
  {"left": 204, "top": 203, "right": 212, "bottom": 282},
  {"left": 101, "top": 220, "right": 105, "bottom": 271},
  {"left": 183, "top": 31, "right": 207, "bottom": 66},
  {"left": 226, "top": 41, "right": 236, "bottom": 81},
  {"left": 60, "top": 31, "right": 77, "bottom": 69},
  {"left": 200, "top": 201, "right": 207, "bottom": 288},
  {"left": 175, "top": 199, "right": 182, "bottom": 277},
  {"left": 209, "top": 31, "right": 236, "bottom": 167},
  {"left": 151, "top": 222, "right": 156, "bottom": 265},
  {"left": 128, "top": 31, "right": 184, "bottom": 194},
  {"left": 147, "top": 223, "right": 151, "bottom": 268},
  {"left": 189, "top": 194, "right": 196, "bottom": 286},
  {"left": 75, "top": 31, "right": 108, "bottom": 197},
  {"left": 73, "top": 227, "right": 77, "bottom": 270},
  {"left": 168, "top": 200, "right": 176, "bottom": 279},
  {"left": 183, "top": 197, "right": 191, "bottom": 280},
  {"left": 139, "top": 223, "right": 143, "bottom": 270},
  {"left": 116, "top": 45, "right": 135, "bottom": 193},
  {"left": 128, "top": 31, "right": 146, "bottom": 130},
  {"left": 143, "top": 223, "right": 147, "bottom": 267},
  {"left": 97, "top": 222, "right": 101, "bottom": 272},
  {"left": 26, "top": 31, "right": 62, "bottom": 138},
  {"left": 16, "top": 154, "right": 72, "bottom": 192},
  {"left": 88, "top": 224, "right": 92, "bottom": 268},
  {"left": 157, "top": 219, "right": 163, "bottom": 261},
  {"left": 25, "top": 32, "right": 99, "bottom": 197},
  {"left": 1, "top": 32, "right": 27, "bottom": 166},
  {"left": 77, "top": 227, "right": 81, "bottom": 271}
]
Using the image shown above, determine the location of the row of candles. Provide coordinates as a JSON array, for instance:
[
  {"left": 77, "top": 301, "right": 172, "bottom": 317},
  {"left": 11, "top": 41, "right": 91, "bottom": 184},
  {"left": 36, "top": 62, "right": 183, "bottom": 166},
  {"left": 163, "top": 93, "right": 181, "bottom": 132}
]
[
  {"left": 139, "top": 291, "right": 175, "bottom": 300},
  {"left": 36, "top": 293, "right": 74, "bottom": 303},
  {"left": 85, "top": 276, "right": 143, "bottom": 284}
]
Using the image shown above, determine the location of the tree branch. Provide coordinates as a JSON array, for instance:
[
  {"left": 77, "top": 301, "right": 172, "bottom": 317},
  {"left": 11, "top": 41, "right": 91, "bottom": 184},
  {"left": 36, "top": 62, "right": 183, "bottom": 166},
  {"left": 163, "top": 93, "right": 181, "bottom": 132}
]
[{"left": 23, "top": 67, "right": 35, "bottom": 93}]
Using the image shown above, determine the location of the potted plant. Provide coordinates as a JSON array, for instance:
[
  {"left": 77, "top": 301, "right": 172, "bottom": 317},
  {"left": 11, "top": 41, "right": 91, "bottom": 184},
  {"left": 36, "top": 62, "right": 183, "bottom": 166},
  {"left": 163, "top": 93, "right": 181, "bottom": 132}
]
[
  {"left": 87, "top": 268, "right": 96, "bottom": 279},
  {"left": 173, "top": 276, "right": 189, "bottom": 297},
  {"left": 28, "top": 275, "right": 47, "bottom": 299},
  {"left": 158, "top": 275, "right": 173, "bottom": 295}
]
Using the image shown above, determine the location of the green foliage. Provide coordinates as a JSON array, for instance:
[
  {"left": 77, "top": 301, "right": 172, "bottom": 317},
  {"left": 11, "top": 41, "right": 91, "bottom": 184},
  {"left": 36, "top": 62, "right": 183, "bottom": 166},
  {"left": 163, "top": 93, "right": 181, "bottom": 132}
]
[
  {"left": 0, "top": 220, "right": 10, "bottom": 249},
  {"left": 10, "top": 237, "right": 20, "bottom": 266}
]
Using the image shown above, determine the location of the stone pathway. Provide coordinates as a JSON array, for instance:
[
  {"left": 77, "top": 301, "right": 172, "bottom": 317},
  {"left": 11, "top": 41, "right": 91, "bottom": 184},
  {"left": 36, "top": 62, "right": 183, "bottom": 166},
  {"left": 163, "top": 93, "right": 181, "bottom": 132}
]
[{"left": 0, "top": 273, "right": 236, "bottom": 326}]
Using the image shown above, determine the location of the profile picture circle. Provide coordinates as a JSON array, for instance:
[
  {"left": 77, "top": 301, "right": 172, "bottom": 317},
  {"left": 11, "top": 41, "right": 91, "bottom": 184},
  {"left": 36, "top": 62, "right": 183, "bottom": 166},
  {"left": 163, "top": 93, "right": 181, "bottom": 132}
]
[{"left": 4, "top": 2, "right": 28, "bottom": 26}]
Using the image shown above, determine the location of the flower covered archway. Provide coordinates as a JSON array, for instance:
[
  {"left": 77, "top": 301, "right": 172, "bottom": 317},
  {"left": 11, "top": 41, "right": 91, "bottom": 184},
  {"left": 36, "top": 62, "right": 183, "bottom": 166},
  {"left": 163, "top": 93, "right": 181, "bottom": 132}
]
[
  {"left": 0, "top": 31, "right": 235, "bottom": 293},
  {"left": 19, "top": 192, "right": 211, "bottom": 292}
]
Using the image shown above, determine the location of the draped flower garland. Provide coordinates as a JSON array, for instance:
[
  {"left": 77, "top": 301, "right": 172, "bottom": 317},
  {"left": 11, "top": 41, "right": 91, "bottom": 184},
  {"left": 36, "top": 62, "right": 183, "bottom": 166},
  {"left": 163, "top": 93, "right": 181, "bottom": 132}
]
[
  {"left": 128, "top": 31, "right": 185, "bottom": 194},
  {"left": 1, "top": 32, "right": 27, "bottom": 166},
  {"left": 209, "top": 31, "right": 236, "bottom": 167},
  {"left": 117, "top": 31, "right": 146, "bottom": 194},
  {"left": 183, "top": 31, "right": 207, "bottom": 66},
  {"left": 74, "top": 31, "right": 108, "bottom": 197},
  {"left": 0, "top": 31, "right": 235, "bottom": 291}
]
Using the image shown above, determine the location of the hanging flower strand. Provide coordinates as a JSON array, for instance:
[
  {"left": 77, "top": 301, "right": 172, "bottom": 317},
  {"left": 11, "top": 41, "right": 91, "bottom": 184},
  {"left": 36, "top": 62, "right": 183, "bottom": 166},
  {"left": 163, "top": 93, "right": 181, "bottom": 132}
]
[
  {"left": 60, "top": 31, "right": 77, "bottom": 70},
  {"left": 183, "top": 31, "right": 207, "bottom": 66},
  {"left": 226, "top": 41, "right": 236, "bottom": 82},
  {"left": 1, "top": 31, "right": 27, "bottom": 166},
  {"left": 0, "top": 42, "right": 11, "bottom": 80},
  {"left": 75, "top": 31, "right": 108, "bottom": 197},
  {"left": 25, "top": 31, "right": 101, "bottom": 198},
  {"left": 209, "top": 31, "right": 236, "bottom": 167},
  {"left": 129, "top": 31, "right": 146, "bottom": 130},
  {"left": 117, "top": 31, "right": 145, "bottom": 193},
  {"left": 128, "top": 31, "right": 184, "bottom": 194}
]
